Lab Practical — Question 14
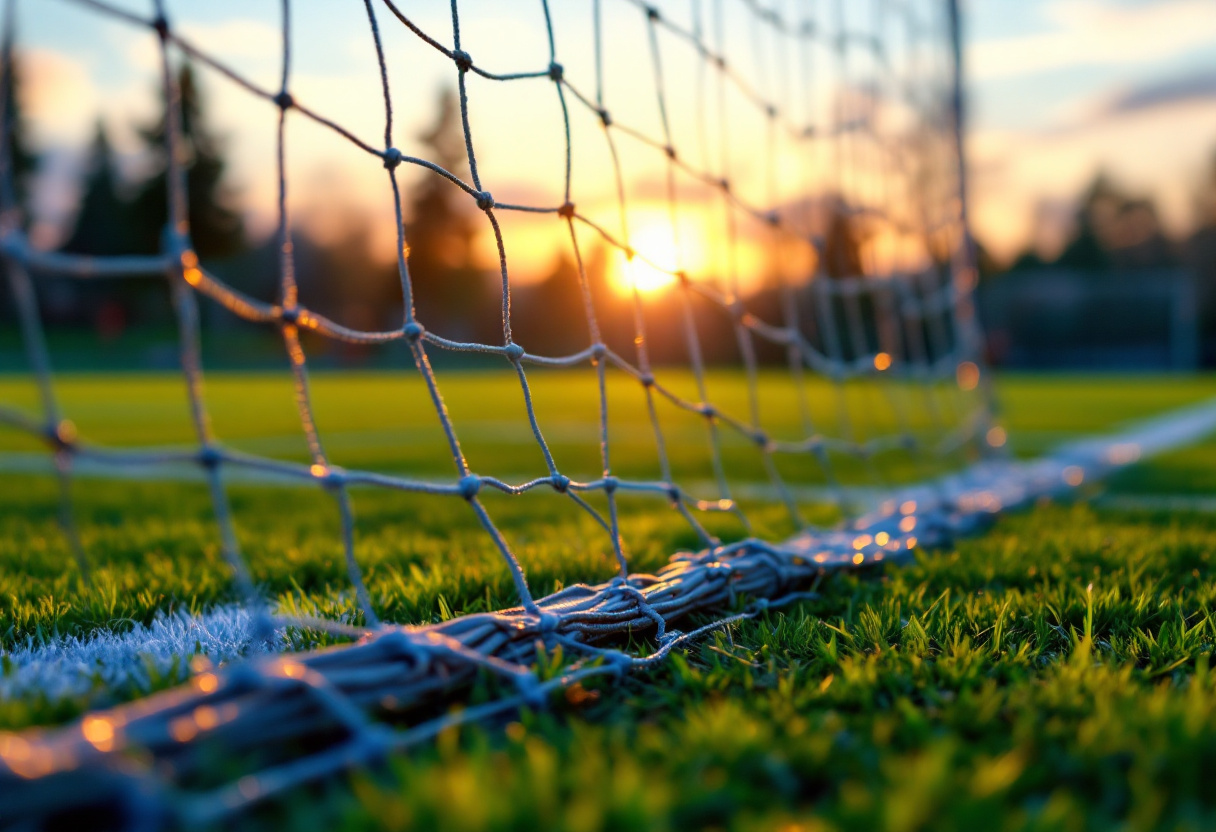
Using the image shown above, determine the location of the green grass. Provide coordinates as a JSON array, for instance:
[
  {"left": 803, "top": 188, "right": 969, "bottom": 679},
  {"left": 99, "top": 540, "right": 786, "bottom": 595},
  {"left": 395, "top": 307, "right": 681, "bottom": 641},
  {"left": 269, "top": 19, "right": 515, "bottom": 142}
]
[{"left": 4, "top": 371, "right": 1216, "bottom": 830}]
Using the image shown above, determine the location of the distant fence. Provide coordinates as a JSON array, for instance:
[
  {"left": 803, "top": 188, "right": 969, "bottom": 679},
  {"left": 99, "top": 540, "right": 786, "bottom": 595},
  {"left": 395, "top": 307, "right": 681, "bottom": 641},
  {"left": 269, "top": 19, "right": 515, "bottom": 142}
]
[{"left": 978, "top": 269, "right": 1199, "bottom": 370}]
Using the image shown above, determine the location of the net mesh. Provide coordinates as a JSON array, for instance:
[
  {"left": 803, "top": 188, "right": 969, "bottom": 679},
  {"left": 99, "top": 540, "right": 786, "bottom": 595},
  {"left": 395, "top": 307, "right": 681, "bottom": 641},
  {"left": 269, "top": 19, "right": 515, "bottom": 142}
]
[{"left": 0, "top": 0, "right": 1011, "bottom": 821}]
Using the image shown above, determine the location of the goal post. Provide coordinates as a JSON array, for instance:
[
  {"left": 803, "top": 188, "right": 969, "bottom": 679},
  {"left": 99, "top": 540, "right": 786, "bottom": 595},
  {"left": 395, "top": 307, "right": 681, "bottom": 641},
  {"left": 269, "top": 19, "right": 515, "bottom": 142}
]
[
  {"left": 0, "top": 0, "right": 1178, "bottom": 823},
  {"left": 3, "top": 0, "right": 996, "bottom": 612}
]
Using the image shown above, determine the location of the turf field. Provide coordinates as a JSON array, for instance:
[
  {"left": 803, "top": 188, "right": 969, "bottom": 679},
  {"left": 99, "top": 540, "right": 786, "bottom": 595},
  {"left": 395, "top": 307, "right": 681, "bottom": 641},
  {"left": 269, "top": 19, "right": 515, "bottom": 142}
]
[{"left": 4, "top": 372, "right": 1216, "bottom": 830}]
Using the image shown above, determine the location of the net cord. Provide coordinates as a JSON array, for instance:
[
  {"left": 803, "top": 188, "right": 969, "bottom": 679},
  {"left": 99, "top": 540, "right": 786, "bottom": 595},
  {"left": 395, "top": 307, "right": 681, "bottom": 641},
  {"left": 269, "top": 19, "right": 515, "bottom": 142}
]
[{"left": 0, "top": 0, "right": 1010, "bottom": 821}]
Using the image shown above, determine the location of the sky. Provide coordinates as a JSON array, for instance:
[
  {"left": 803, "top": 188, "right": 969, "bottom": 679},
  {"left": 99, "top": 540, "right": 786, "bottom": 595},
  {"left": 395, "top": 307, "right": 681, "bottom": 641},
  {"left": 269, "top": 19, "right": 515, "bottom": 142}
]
[
  {"left": 965, "top": 0, "right": 1216, "bottom": 259},
  {"left": 17, "top": 0, "right": 1216, "bottom": 282}
]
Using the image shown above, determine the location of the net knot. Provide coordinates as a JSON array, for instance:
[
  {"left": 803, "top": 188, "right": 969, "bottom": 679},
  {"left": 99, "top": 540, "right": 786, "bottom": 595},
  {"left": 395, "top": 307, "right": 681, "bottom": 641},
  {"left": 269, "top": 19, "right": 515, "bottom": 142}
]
[
  {"left": 752, "top": 430, "right": 771, "bottom": 450},
  {"left": 535, "top": 611, "right": 561, "bottom": 633},
  {"left": 728, "top": 298, "right": 746, "bottom": 319},
  {"left": 457, "top": 474, "right": 481, "bottom": 499},
  {"left": 765, "top": 103, "right": 778, "bottom": 120},
  {"left": 639, "top": 372, "right": 655, "bottom": 387},
  {"left": 503, "top": 342, "right": 525, "bottom": 361},
  {"left": 382, "top": 147, "right": 403, "bottom": 170},
  {"left": 767, "top": 211, "right": 781, "bottom": 227},
  {"left": 675, "top": 269, "right": 690, "bottom": 285},
  {"left": 547, "top": 62, "right": 564, "bottom": 82},
  {"left": 475, "top": 191, "right": 495, "bottom": 211},
  {"left": 602, "top": 476, "right": 619, "bottom": 494},
  {"left": 452, "top": 50, "right": 473, "bottom": 72},
  {"left": 403, "top": 321, "right": 425, "bottom": 341},
  {"left": 598, "top": 108, "right": 612, "bottom": 127},
  {"left": 550, "top": 473, "right": 570, "bottom": 493},
  {"left": 699, "top": 403, "right": 716, "bottom": 418},
  {"left": 659, "top": 628, "right": 683, "bottom": 645},
  {"left": 198, "top": 445, "right": 222, "bottom": 470},
  {"left": 645, "top": 5, "right": 661, "bottom": 21},
  {"left": 279, "top": 306, "right": 299, "bottom": 325},
  {"left": 664, "top": 145, "right": 677, "bottom": 160},
  {"left": 719, "top": 177, "right": 731, "bottom": 193},
  {"left": 557, "top": 201, "right": 576, "bottom": 220},
  {"left": 590, "top": 342, "right": 607, "bottom": 361},
  {"left": 47, "top": 419, "right": 76, "bottom": 450},
  {"left": 151, "top": 14, "right": 169, "bottom": 41},
  {"left": 666, "top": 485, "right": 681, "bottom": 503},
  {"left": 273, "top": 91, "right": 294, "bottom": 111}
]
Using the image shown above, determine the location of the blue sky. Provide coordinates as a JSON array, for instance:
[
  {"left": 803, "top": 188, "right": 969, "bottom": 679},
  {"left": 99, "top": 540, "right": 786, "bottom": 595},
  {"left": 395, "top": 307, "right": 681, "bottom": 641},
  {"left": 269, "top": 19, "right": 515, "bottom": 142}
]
[{"left": 19, "top": 0, "right": 1216, "bottom": 267}]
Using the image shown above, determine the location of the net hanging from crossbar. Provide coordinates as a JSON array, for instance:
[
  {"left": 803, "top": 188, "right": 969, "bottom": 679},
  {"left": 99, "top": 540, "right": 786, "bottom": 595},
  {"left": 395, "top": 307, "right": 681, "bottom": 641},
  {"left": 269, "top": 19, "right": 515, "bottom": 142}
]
[{"left": 0, "top": 0, "right": 1002, "bottom": 821}]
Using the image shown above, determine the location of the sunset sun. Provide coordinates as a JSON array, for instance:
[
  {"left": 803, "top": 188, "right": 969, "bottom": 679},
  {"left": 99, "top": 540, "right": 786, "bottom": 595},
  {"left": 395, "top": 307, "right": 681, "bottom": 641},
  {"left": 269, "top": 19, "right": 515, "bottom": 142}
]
[{"left": 616, "top": 222, "right": 680, "bottom": 294}]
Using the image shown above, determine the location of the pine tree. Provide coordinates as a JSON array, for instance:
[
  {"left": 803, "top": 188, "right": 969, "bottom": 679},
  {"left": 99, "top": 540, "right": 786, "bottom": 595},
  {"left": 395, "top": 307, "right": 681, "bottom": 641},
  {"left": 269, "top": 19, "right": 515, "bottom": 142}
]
[
  {"left": 403, "top": 88, "right": 492, "bottom": 339},
  {"left": 1194, "top": 149, "right": 1216, "bottom": 232},
  {"left": 60, "top": 122, "right": 136, "bottom": 256},
  {"left": 822, "top": 204, "right": 864, "bottom": 279},
  {"left": 128, "top": 63, "right": 244, "bottom": 258},
  {"left": 1055, "top": 174, "right": 1117, "bottom": 272},
  {"left": 0, "top": 46, "right": 36, "bottom": 330},
  {"left": 1, "top": 46, "right": 35, "bottom": 219}
]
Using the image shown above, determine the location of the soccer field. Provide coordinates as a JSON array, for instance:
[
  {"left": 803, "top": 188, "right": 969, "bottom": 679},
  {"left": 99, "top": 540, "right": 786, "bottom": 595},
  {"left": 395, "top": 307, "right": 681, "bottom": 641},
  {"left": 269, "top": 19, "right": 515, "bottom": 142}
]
[{"left": 5, "top": 373, "right": 1216, "bottom": 830}]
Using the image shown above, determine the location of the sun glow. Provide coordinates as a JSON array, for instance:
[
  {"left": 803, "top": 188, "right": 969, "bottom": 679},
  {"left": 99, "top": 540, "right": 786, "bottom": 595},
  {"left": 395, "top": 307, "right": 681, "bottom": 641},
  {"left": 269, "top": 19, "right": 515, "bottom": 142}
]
[{"left": 616, "top": 221, "right": 682, "bottom": 295}]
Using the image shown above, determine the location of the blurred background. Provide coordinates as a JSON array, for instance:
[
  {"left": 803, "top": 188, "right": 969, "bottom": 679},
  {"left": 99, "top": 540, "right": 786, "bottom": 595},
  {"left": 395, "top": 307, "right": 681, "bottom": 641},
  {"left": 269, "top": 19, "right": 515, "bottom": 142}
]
[{"left": 2, "top": 0, "right": 1215, "bottom": 372}]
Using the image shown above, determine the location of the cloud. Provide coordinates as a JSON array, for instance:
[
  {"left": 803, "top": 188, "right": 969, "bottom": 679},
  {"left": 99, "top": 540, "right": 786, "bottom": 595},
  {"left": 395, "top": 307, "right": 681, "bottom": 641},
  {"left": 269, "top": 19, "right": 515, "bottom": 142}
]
[
  {"left": 970, "top": 0, "right": 1216, "bottom": 80},
  {"left": 968, "top": 99, "right": 1216, "bottom": 259},
  {"left": 1101, "top": 68, "right": 1216, "bottom": 116},
  {"left": 20, "top": 48, "right": 98, "bottom": 145}
]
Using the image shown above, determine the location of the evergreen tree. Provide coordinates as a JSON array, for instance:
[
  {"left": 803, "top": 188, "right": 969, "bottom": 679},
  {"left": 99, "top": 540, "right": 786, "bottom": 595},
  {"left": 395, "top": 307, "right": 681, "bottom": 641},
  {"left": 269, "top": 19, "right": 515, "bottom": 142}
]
[
  {"left": 1055, "top": 174, "right": 1117, "bottom": 272},
  {"left": 403, "top": 88, "right": 492, "bottom": 339},
  {"left": 59, "top": 121, "right": 164, "bottom": 330},
  {"left": 1, "top": 46, "right": 35, "bottom": 218},
  {"left": 1055, "top": 173, "right": 1174, "bottom": 272},
  {"left": 822, "top": 203, "right": 864, "bottom": 279},
  {"left": 60, "top": 122, "right": 136, "bottom": 256},
  {"left": 128, "top": 63, "right": 244, "bottom": 258},
  {"left": 1193, "top": 149, "right": 1216, "bottom": 232},
  {"left": 0, "top": 47, "right": 36, "bottom": 329}
]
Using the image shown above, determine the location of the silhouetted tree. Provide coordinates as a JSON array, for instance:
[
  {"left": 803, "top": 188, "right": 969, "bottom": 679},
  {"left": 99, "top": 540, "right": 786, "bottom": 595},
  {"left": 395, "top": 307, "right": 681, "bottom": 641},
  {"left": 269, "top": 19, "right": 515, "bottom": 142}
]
[
  {"left": 1, "top": 47, "right": 35, "bottom": 218},
  {"left": 821, "top": 204, "right": 864, "bottom": 279},
  {"left": 1055, "top": 175, "right": 1117, "bottom": 271},
  {"left": 510, "top": 254, "right": 590, "bottom": 356},
  {"left": 1188, "top": 149, "right": 1216, "bottom": 364},
  {"left": 1052, "top": 173, "right": 1175, "bottom": 272},
  {"left": 0, "top": 47, "right": 36, "bottom": 329},
  {"left": 128, "top": 64, "right": 244, "bottom": 258},
  {"left": 56, "top": 122, "right": 163, "bottom": 332},
  {"left": 60, "top": 123, "right": 136, "bottom": 256},
  {"left": 403, "top": 88, "right": 492, "bottom": 339},
  {"left": 1192, "top": 148, "right": 1216, "bottom": 232}
]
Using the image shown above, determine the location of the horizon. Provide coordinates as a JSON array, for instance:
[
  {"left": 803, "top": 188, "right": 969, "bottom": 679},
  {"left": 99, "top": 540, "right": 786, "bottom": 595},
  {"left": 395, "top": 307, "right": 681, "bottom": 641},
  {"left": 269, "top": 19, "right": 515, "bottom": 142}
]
[{"left": 14, "top": 0, "right": 1216, "bottom": 283}]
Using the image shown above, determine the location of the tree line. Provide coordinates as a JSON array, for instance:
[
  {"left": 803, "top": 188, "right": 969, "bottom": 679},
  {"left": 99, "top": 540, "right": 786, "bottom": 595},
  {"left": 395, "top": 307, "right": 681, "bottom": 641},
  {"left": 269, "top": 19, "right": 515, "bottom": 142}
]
[
  {"left": 6, "top": 50, "right": 1216, "bottom": 368},
  {"left": 4, "top": 58, "right": 871, "bottom": 368}
]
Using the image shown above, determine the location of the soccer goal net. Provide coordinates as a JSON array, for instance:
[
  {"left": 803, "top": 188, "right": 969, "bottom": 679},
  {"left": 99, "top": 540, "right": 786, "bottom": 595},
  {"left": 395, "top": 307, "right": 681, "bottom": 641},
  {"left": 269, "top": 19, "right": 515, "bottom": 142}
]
[{"left": 0, "top": 0, "right": 1145, "bottom": 823}]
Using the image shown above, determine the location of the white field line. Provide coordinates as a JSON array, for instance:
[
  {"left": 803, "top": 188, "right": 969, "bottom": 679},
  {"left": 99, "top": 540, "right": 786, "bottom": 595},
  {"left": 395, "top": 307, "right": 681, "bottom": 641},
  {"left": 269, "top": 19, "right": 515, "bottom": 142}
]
[{"left": 0, "top": 606, "right": 283, "bottom": 703}]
